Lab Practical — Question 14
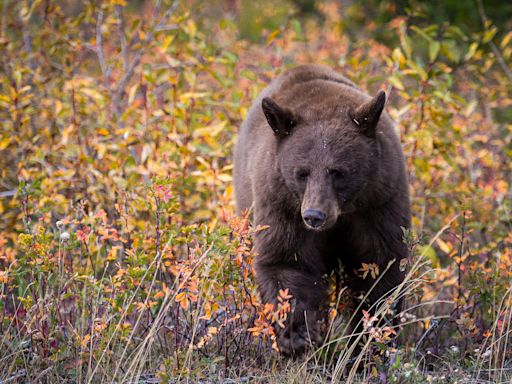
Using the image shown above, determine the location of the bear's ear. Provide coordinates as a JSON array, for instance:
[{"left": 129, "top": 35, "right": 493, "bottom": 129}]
[
  {"left": 350, "top": 90, "right": 386, "bottom": 138},
  {"left": 261, "top": 97, "right": 297, "bottom": 138}
]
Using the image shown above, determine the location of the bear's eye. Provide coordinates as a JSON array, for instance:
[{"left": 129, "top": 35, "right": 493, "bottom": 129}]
[
  {"left": 328, "top": 169, "right": 346, "bottom": 180},
  {"left": 295, "top": 169, "right": 310, "bottom": 181}
]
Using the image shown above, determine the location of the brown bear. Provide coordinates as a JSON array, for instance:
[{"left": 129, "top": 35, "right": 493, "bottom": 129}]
[{"left": 233, "top": 64, "right": 410, "bottom": 355}]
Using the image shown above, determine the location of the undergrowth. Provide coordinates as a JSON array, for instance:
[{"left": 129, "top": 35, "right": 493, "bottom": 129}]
[{"left": 0, "top": 0, "right": 510, "bottom": 382}]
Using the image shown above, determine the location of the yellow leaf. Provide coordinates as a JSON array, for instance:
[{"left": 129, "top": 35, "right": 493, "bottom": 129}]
[
  {"left": 179, "top": 92, "right": 209, "bottom": 103},
  {"left": 165, "top": 55, "right": 181, "bottom": 68},
  {"left": 0, "top": 137, "right": 11, "bottom": 150},
  {"left": 436, "top": 238, "right": 451, "bottom": 253},
  {"left": 370, "top": 264, "right": 379, "bottom": 279},
  {"left": 0, "top": 271, "right": 9, "bottom": 283},
  {"left": 186, "top": 20, "right": 197, "bottom": 37},
  {"left": 217, "top": 173, "right": 232, "bottom": 182},
  {"left": 128, "top": 84, "right": 138, "bottom": 104},
  {"left": 107, "top": 246, "right": 120, "bottom": 261},
  {"left": 175, "top": 292, "right": 185, "bottom": 302},
  {"left": 19, "top": 85, "right": 31, "bottom": 94},
  {"left": 19, "top": 168, "right": 30, "bottom": 179},
  {"left": 392, "top": 47, "right": 405, "bottom": 66},
  {"left": 97, "top": 128, "right": 110, "bottom": 136},
  {"left": 465, "top": 42, "right": 479, "bottom": 61},
  {"left": 81, "top": 87, "right": 104, "bottom": 102},
  {"left": 266, "top": 29, "right": 281, "bottom": 45},
  {"left": 192, "top": 121, "right": 226, "bottom": 138},
  {"left": 501, "top": 31, "right": 512, "bottom": 48},
  {"left": 160, "top": 35, "right": 175, "bottom": 52}
]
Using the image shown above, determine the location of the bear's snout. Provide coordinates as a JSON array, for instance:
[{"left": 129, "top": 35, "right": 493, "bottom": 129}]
[{"left": 302, "top": 209, "right": 326, "bottom": 229}]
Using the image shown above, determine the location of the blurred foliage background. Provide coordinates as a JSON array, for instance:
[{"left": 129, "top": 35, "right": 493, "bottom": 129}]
[{"left": 0, "top": 0, "right": 511, "bottom": 382}]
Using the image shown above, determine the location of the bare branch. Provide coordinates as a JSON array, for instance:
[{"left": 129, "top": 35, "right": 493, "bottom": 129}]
[
  {"left": 115, "top": 5, "right": 129, "bottom": 71},
  {"left": 0, "top": 189, "right": 17, "bottom": 198},
  {"left": 96, "top": 10, "right": 111, "bottom": 85},
  {"left": 154, "top": 24, "right": 178, "bottom": 32},
  {"left": 112, "top": 0, "right": 179, "bottom": 116},
  {"left": 112, "top": 49, "right": 142, "bottom": 115},
  {"left": 1, "top": 0, "right": 8, "bottom": 38},
  {"left": 152, "top": 0, "right": 163, "bottom": 20},
  {"left": 18, "top": 0, "right": 35, "bottom": 70}
]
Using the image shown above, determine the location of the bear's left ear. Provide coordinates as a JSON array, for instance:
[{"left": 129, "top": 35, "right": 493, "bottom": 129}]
[
  {"left": 262, "top": 97, "right": 298, "bottom": 138},
  {"left": 350, "top": 90, "right": 386, "bottom": 138}
]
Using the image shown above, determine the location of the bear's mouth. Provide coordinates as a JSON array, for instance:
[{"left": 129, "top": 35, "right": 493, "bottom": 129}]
[{"left": 303, "top": 222, "right": 327, "bottom": 231}]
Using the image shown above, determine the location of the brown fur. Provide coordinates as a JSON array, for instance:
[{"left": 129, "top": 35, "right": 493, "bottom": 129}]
[{"left": 234, "top": 64, "right": 410, "bottom": 355}]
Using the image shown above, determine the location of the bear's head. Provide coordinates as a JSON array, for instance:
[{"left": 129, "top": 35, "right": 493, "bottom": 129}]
[{"left": 262, "top": 91, "right": 386, "bottom": 231}]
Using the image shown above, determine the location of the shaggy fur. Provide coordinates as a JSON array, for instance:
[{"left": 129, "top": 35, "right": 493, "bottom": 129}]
[{"left": 234, "top": 64, "right": 410, "bottom": 355}]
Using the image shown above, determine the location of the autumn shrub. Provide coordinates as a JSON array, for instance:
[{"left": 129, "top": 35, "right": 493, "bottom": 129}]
[{"left": 0, "top": 0, "right": 510, "bottom": 382}]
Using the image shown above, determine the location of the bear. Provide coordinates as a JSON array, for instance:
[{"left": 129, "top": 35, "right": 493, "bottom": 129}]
[{"left": 233, "top": 64, "right": 410, "bottom": 355}]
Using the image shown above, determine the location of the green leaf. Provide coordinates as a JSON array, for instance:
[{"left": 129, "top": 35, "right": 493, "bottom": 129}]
[
  {"left": 224, "top": 52, "right": 238, "bottom": 63},
  {"left": 401, "top": 32, "right": 412, "bottom": 59},
  {"left": 429, "top": 41, "right": 440, "bottom": 63},
  {"left": 388, "top": 74, "right": 405, "bottom": 91},
  {"left": 419, "top": 245, "right": 439, "bottom": 267},
  {"left": 291, "top": 19, "right": 302, "bottom": 38},
  {"left": 410, "top": 25, "right": 433, "bottom": 42}
]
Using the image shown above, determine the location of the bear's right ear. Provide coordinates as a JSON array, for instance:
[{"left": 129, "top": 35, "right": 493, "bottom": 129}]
[
  {"left": 261, "top": 97, "right": 297, "bottom": 138},
  {"left": 350, "top": 90, "right": 386, "bottom": 138}
]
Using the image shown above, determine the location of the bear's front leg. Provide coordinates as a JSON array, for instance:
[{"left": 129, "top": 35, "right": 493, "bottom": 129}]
[{"left": 254, "top": 261, "right": 328, "bottom": 355}]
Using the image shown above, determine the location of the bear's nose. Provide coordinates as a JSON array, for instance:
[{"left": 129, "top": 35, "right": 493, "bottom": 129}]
[{"left": 303, "top": 209, "right": 326, "bottom": 229}]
